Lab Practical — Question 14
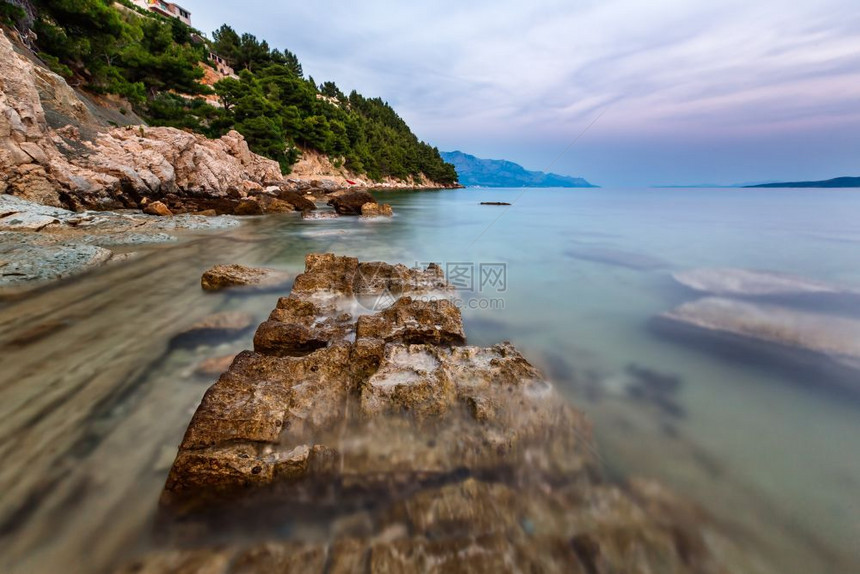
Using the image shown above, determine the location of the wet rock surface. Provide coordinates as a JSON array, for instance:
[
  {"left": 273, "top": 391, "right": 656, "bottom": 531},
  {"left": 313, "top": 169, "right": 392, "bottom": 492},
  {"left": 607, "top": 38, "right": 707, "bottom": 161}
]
[
  {"left": 201, "top": 264, "right": 292, "bottom": 292},
  {"left": 0, "top": 195, "right": 238, "bottom": 293},
  {"left": 121, "top": 253, "right": 761, "bottom": 573}
]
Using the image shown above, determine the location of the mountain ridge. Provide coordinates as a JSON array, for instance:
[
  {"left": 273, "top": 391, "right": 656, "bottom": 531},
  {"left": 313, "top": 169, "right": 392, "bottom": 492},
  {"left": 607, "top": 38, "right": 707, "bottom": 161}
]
[{"left": 440, "top": 150, "right": 596, "bottom": 188}]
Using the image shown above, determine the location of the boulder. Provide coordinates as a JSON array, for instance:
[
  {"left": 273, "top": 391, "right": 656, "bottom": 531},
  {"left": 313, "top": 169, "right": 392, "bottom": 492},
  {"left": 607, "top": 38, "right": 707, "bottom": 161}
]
[
  {"left": 328, "top": 190, "right": 376, "bottom": 215},
  {"left": 200, "top": 264, "right": 291, "bottom": 292},
  {"left": 276, "top": 189, "right": 316, "bottom": 211},
  {"left": 256, "top": 196, "right": 294, "bottom": 214},
  {"left": 142, "top": 201, "right": 172, "bottom": 217},
  {"left": 360, "top": 201, "right": 393, "bottom": 216},
  {"left": 233, "top": 199, "right": 264, "bottom": 216}
]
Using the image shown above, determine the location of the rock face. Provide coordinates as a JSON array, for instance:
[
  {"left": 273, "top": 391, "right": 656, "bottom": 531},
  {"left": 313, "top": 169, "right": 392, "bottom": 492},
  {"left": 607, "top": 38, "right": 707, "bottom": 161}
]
[
  {"left": 200, "top": 264, "right": 292, "bottom": 292},
  {"left": 133, "top": 253, "right": 756, "bottom": 573}
]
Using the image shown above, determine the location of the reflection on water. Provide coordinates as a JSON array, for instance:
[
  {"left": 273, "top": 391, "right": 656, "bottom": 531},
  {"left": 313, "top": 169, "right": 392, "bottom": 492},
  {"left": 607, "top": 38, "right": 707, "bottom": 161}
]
[{"left": 1, "top": 187, "right": 860, "bottom": 573}]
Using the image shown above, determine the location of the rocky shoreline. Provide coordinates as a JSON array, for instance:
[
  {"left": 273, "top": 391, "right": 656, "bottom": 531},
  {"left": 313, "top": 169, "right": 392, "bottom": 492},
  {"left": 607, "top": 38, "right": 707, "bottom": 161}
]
[{"left": 115, "top": 253, "right": 762, "bottom": 573}]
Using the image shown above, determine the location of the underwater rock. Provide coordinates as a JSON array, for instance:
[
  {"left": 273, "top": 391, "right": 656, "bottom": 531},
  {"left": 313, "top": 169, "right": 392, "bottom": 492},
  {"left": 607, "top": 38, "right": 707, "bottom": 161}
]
[
  {"left": 673, "top": 268, "right": 854, "bottom": 297},
  {"left": 170, "top": 311, "right": 255, "bottom": 349},
  {"left": 661, "top": 297, "right": 860, "bottom": 362},
  {"left": 566, "top": 245, "right": 669, "bottom": 270}
]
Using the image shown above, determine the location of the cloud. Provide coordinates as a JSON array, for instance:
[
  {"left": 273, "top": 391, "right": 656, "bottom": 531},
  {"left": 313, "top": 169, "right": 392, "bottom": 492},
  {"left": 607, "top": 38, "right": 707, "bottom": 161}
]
[{"left": 182, "top": 0, "right": 860, "bottom": 185}]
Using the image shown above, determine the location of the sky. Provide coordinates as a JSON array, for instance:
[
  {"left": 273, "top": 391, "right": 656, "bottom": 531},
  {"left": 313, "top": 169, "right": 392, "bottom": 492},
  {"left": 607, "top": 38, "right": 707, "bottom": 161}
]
[{"left": 180, "top": 0, "right": 860, "bottom": 186}]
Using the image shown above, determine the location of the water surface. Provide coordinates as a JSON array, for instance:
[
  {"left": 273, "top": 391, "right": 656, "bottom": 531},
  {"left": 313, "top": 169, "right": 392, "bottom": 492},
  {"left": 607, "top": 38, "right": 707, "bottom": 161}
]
[{"left": 1, "top": 187, "right": 859, "bottom": 573}]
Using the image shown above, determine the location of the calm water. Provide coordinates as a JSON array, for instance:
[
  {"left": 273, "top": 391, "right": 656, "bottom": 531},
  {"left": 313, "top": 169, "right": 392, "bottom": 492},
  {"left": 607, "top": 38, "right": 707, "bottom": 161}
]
[{"left": 1, "top": 187, "right": 859, "bottom": 573}]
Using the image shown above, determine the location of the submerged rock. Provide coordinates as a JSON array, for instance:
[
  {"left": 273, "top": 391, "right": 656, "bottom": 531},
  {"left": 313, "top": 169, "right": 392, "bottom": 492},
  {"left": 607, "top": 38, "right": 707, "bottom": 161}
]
[
  {"left": 661, "top": 297, "right": 860, "bottom": 362},
  {"left": 566, "top": 245, "right": 669, "bottom": 270},
  {"left": 673, "top": 268, "right": 854, "bottom": 298},
  {"left": 200, "top": 264, "right": 292, "bottom": 292},
  {"left": 170, "top": 311, "right": 256, "bottom": 349},
  {"left": 131, "top": 253, "right": 760, "bottom": 573}
]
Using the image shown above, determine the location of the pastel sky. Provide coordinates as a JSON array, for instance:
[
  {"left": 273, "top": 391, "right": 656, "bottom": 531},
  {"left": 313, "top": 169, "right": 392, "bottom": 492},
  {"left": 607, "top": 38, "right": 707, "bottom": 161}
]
[{"left": 181, "top": 0, "right": 860, "bottom": 186}]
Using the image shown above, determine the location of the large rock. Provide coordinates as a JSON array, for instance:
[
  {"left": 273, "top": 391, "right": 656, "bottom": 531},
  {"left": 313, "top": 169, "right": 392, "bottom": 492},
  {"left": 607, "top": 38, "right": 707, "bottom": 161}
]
[
  {"left": 139, "top": 253, "right": 756, "bottom": 573},
  {"left": 201, "top": 264, "right": 292, "bottom": 292},
  {"left": 327, "top": 190, "right": 377, "bottom": 215}
]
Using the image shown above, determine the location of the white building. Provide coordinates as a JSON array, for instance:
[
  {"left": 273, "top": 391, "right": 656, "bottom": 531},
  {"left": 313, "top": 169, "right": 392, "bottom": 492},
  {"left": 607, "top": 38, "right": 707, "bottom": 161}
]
[{"left": 129, "top": 0, "right": 192, "bottom": 27}]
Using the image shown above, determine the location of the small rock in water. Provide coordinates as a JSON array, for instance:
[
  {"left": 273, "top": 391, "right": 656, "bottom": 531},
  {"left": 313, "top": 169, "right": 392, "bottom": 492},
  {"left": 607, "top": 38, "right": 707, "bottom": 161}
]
[
  {"left": 142, "top": 201, "right": 173, "bottom": 217},
  {"left": 201, "top": 264, "right": 291, "bottom": 292}
]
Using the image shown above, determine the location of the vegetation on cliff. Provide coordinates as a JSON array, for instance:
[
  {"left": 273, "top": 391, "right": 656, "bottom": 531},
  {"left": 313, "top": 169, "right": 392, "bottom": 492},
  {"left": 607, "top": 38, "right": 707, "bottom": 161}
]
[{"left": 3, "top": 0, "right": 457, "bottom": 183}]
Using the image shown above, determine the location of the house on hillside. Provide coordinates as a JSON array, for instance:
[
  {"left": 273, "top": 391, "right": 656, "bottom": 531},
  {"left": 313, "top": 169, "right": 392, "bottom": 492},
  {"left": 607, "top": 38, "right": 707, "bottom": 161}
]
[
  {"left": 129, "top": 0, "right": 192, "bottom": 26},
  {"left": 208, "top": 52, "right": 235, "bottom": 77}
]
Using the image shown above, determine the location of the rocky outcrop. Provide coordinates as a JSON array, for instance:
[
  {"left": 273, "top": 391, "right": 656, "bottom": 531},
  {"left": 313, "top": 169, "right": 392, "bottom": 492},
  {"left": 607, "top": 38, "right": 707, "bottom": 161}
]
[
  {"left": 127, "top": 253, "right": 759, "bottom": 573},
  {"left": 200, "top": 264, "right": 292, "bottom": 292}
]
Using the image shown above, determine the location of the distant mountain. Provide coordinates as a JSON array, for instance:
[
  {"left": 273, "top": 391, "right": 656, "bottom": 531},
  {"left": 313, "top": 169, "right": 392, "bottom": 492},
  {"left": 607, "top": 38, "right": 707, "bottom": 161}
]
[
  {"left": 440, "top": 151, "right": 596, "bottom": 188},
  {"left": 745, "top": 177, "right": 860, "bottom": 188}
]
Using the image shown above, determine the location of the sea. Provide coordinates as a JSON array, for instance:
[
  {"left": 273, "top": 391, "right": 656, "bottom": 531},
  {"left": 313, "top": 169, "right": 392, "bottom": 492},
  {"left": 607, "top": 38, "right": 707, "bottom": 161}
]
[{"left": 1, "top": 186, "right": 858, "bottom": 573}]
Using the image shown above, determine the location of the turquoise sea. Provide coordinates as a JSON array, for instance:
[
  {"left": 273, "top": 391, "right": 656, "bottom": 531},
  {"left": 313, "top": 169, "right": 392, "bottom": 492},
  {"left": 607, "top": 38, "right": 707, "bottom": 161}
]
[{"left": 1, "top": 187, "right": 859, "bottom": 573}]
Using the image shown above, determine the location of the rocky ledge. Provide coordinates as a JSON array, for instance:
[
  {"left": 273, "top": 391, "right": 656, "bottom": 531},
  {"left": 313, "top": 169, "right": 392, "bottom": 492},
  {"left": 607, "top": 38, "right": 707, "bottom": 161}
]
[
  {"left": 121, "top": 253, "right": 758, "bottom": 573},
  {"left": 0, "top": 194, "right": 238, "bottom": 293}
]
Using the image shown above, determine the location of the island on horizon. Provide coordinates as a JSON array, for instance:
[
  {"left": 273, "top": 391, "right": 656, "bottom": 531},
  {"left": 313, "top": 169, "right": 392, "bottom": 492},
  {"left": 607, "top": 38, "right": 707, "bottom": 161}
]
[
  {"left": 745, "top": 176, "right": 860, "bottom": 188},
  {"left": 440, "top": 150, "right": 597, "bottom": 188}
]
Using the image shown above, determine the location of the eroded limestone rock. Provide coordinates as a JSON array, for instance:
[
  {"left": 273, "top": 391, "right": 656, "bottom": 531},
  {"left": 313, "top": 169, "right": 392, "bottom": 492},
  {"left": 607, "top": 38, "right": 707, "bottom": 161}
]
[{"left": 140, "top": 254, "right": 760, "bottom": 573}]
